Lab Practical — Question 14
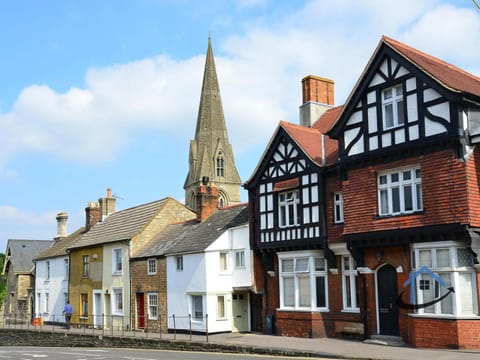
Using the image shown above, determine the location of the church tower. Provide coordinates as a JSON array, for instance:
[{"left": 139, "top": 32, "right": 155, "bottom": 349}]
[{"left": 184, "top": 37, "right": 242, "bottom": 210}]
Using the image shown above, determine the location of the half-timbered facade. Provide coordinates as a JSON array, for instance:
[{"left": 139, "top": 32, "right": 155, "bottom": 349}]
[
  {"left": 244, "top": 76, "right": 343, "bottom": 337},
  {"left": 328, "top": 36, "right": 480, "bottom": 349}
]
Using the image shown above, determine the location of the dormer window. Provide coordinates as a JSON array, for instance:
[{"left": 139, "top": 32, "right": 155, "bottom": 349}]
[
  {"left": 216, "top": 153, "right": 224, "bottom": 177},
  {"left": 382, "top": 84, "right": 404, "bottom": 129}
]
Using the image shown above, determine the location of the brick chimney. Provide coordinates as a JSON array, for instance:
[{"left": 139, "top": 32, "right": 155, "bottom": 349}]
[
  {"left": 55, "top": 212, "right": 68, "bottom": 239},
  {"left": 299, "top": 75, "right": 334, "bottom": 127},
  {"left": 98, "top": 187, "right": 116, "bottom": 220},
  {"left": 85, "top": 201, "right": 101, "bottom": 231},
  {"left": 196, "top": 178, "right": 219, "bottom": 222}
]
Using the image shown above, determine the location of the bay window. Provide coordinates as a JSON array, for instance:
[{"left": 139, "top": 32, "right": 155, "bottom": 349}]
[
  {"left": 412, "top": 242, "right": 478, "bottom": 316},
  {"left": 279, "top": 251, "right": 328, "bottom": 310}
]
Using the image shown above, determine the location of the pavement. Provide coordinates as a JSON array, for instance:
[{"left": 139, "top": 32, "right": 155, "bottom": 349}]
[{"left": 204, "top": 332, "right": 480, "bottom": 360}]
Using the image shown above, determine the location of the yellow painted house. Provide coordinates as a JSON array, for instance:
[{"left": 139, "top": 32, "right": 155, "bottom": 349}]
[{"left": 67, "top": 192, "right": 195, "bottom": 329}]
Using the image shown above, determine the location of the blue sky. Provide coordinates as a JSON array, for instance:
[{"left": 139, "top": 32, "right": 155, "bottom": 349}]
[{"left": 1, "top": 0, "right": 479, "bottom": 252}]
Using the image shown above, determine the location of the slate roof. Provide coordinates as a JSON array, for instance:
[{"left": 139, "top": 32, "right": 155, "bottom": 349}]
[
  {"left": 34, "top": 227, "right": 86, "bottom": 261},
  {"left": 69, "top": 198, "right": 171, "bottom": 250},
  {"left": 3, "top": 239, "right": 53, "bottom": 274},
  {"left": 134, "top": 203, "right": 248, "bottom": 258}
]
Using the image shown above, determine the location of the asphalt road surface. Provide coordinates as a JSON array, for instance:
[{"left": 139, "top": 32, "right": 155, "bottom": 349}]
[{"left": 0, "top": 347, "right": 329, "bottom": 360}]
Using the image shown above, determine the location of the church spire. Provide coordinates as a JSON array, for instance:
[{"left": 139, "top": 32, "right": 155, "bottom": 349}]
[{"left": 184, "top": 37, "right": 242, "bottom": 211}]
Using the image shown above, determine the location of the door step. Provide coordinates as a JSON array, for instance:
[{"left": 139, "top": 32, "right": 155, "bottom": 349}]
[{"left": 364, "top": 335, "right": 405, "bottom": 347}]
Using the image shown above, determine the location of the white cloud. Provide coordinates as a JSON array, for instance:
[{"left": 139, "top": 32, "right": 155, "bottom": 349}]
[{"left": 0, "top": 0, "right": 478, "bottom": 170}]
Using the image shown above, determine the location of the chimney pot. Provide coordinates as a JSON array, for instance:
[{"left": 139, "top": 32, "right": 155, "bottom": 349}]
[{"left": 55, "top": 212, "right": 68, "bottom": 238}]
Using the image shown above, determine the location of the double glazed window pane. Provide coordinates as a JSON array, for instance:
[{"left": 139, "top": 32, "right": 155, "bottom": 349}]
[{"left": 283, "top": 277, "right": 294, "bottom": 306}]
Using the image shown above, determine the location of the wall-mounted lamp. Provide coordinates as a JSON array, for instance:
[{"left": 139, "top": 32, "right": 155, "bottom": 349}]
[
  {"left": 105, "top": 289, "right": 109, "bottom": 295},
  {"left": 377, "top": 251, "right": 384, "bottom": 262}
]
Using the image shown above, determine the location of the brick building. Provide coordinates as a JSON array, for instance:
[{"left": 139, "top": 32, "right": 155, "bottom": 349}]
[{"left": 245, "top": 36, "right": 480, "bottom": 349}]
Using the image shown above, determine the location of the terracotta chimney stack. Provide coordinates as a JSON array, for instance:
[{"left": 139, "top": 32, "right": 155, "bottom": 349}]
[
  {"left": 85, "top": 201, "right": 101, "bottom": 231},
  {"left": 55, "top": 212, "right": 68, "bottom": 238},
  {"left": 196, "top": 178, "right": 219, "bottom": 222},
  {"left": 299, "top": 75, "right": 335, "bottom": 127},
  {"left": 99, "top": 187, "right": 116, "bottom": 220}
]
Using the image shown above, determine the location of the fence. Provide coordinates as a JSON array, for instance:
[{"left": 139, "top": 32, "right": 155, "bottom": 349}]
[{"left": 0, "top": 312, "right": 210, "bottom": 342}]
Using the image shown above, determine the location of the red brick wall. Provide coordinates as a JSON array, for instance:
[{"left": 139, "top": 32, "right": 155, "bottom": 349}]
[
  {"left": 343, "top": 150, "right": 469, "bottom": 235},
  {"left": 130, "top": 258, "right": 167, "bottom": 333},
  {"left": 325, "top": 172, "right": 344, "bottom": 244},
  {"left": 408, "top": 316, "right": 480, "bottom": 349},
  {"left": 363, "top": 247, "right": 412, "bottom": 342},
  {"left": 466, "top": 147, "right": 480, "bottom": 226}
]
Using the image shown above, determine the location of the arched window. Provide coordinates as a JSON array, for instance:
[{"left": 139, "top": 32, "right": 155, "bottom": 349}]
[{"left": 216, "top": 153, "right": 224, "bottom": 177}]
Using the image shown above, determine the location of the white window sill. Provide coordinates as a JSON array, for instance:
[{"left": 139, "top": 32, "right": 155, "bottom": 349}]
[
  {"left": 277, "top": 308, "right": 330, "bottom": 313},
  {"left": 341, "top": 308, "right": 360, "bottom": 314},
  {"left": 408, "top": 313, "right": 480, "bottom": 320}
]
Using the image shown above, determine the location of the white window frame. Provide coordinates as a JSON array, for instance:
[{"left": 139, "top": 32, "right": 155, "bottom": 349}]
[
  {"left": 44, "top": 292, "right": 49, "bottom": 314},
  {"left": 112, "top": 248, "right": 123, "bottom": 274},
  {"left": 191, "top": 295, "right": 203, "bottom": 321},
  {"left": 217, "top": 295, "right": 227, "bottom": 320},
  {"left": 342, "top": 255, "right": 359, "bottom": 312},
  {"left": 46, "top": 261, "right": 50, "bottom": 280},
  {"left": 176, "top": 256, "right": 183, "bottom": 271},
  {"left": 278, "top": 251, "right": 328, "bottom": 311},
  {"left": 219, "top": 252, "right": 228, "bottom": 272},
  {"left": 234, "top": 250, "right": 245, "bottom": 269},
  {"left": 148, "top": 292, "right": 158, "bottom": 320},
  {"left": 412, "top": 241, "right": 478, "bottom": 317},
  {"left": 382, "top": 84, "right": 404, "bottom": 129},
  {"left": 334, "top": 192, "right": 344, "bottom": 224},
  {"left": 378, "top": 166, "right": 422, "bottom": 216},
  {"left": 64, "top": 258, "right": 69, "bottom": 280},
  {"left": 147, "top": 258, "right": 157, "bottom": 275},
  {"left": 112, "top": 288, "right": 124, "bottom": 315},
  {"left": 278, "top": 190, "right": 300, "bottom": 228}
]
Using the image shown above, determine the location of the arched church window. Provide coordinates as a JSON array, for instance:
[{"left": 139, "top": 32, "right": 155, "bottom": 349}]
[{"left": 216, "top": 153, "right": 224, "bottom": 177}]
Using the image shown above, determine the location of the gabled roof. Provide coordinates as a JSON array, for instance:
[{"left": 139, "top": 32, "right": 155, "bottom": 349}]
[
  {"left": 134, "top": 204, "right": 248, "bottom": 258},
  {"left": 3, "top": 239, "right": 53, "bottom": 274},
  {"left": 383, "top": 36, "right": 480, "bottom": 97},
  {"left": 244, "top": 107, "right": 341, "bottom": 187},
  {"left": 34, "top": 227, "right": 86, "bottom": 261},
  {"left": 69, "top": 197, "right": 175, "bottom": 250},
  {"left": 328, "top": 36, "right": 480, "bottom": 135}
]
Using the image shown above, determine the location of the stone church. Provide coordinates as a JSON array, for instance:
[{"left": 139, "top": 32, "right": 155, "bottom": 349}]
[{"left": 184, "top": 37, "right": 242, "bottom": 210}]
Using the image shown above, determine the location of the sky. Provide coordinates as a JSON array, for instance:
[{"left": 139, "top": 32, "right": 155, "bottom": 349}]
[{"left": 0, "top": 0, "right": 479, "bottom": 252}]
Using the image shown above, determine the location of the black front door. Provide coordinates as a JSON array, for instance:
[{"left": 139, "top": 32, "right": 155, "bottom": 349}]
[{"left": 377, "top": 264, "right": 399, "bottom": 336}]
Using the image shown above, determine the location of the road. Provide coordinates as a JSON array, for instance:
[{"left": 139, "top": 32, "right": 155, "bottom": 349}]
[{"left": 0, "top": 347, "right": 332, "bottom": 360}]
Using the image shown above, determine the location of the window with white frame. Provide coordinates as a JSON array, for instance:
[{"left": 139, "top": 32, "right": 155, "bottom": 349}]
[
  {"left": 191, "top": 295, "right": 203, "bottom": 320},
  {"left": 234, "top": 250, "right": 245, "bottom": 269},
  {"left": 279, "top": 190, "right": 300, "bottom": 227},
  {"left": 412, "top": 242, "right": 478, "bottom": 316},
  {"left": 334, "top": 192, "right": 344, "bottom": 224},
  {"left": 342, "top": 255, "right": 359, "bottom": 311},
  {"left": 113, "top": 288, "right": 124, "bottom": 315},
  {"left": 64, "top": 258, "right": 69, "bottom": 280},
  {"left": 46, "top": 261, "right": 50, "bottom": 280},
  {"left": 148, "top": 293, "right": 158, "bottom": 320},
  {"left": 219, "top": 252, "right": 228, "bottom": 271},
  {"left": 44, "top": 293, "right": 49, "bottom": 313},
  {"left": 382, "top": 84, "right": 404, "bottom": 129},
  {"left": 113, "top": 248, "right": 123, "bottom": 274},
  {"left": 217, "top": 295, "right": 226, "bottom": 319},
  {"left": 147, "top": 258, "right": 157, "bottom": 275},
  {"left": 176, "top": 256, "right": 183, "bottom": 271},
  {"left": 36, "top": 292, "right": 41, "bottom": 315},
  {"left": 279, "top": 252, "right": 328, "bottom": 310},
  {"left": 378, "top": 167, "right": 422, "bottom": 216}
]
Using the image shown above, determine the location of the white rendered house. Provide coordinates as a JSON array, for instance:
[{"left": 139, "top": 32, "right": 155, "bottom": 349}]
[{"left": 165, "top": 204, "right": 251, "bottom": 333}]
